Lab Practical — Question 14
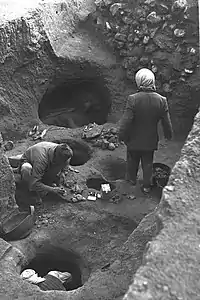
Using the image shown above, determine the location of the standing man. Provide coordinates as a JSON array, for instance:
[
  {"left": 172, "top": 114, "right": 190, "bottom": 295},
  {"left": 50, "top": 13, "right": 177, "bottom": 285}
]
[
  {"left": 118, "top": 68, "right": 173, "bottom": 193},
  {"left": 20, "top": 141, "right": 73, "bottom": 204}
]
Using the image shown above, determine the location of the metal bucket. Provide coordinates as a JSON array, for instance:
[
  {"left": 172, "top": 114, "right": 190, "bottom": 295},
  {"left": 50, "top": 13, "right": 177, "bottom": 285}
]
[
  {"left": 0, "top": 206, "right": 35, "bottom": 241},
  {"left": 152, "top": 163, "right": 171, "bottom": 189}
]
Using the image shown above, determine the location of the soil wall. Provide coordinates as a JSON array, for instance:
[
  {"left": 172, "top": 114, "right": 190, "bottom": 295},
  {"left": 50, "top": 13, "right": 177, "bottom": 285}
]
[
  {"left": 94, "top": 0, "right": 199, "bottom": 137},
  {"left": 0, "top": 0, "right": 132, "bottom": 139}
]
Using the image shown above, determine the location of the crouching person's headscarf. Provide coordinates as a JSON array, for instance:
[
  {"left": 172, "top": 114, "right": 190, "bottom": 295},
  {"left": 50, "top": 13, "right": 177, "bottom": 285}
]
[{"left": 135, "top": 68, "right": 156, "bottom": 91}]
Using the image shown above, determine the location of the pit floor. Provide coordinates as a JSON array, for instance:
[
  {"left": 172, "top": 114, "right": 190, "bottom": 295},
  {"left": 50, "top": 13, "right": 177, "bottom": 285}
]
[{"left": 6, "top": 135, "right": 185, "bottom": 286}]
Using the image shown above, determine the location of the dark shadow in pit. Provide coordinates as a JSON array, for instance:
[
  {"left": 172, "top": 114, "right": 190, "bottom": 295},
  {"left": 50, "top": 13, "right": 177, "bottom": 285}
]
[
  {"left": 53, "top": 138, "right": 93, "bottom": 166},
  {"left": 22, "top": 246, "right": 83, "bottom": 291},
  {"left": 38, "top": 78, "right": 112, "bottom": 128},
  {"left": 86, "top": 177, "right": 115, "bottom": 191}
]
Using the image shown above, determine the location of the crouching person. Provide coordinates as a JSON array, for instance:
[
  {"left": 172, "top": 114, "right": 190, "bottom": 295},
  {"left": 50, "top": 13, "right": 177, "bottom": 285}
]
[
  {"left": 20, "top": 141, "right": 73, "bottom": 205},
  {"left": 21, "top": 269, "right": 72, "bottom": 291}
]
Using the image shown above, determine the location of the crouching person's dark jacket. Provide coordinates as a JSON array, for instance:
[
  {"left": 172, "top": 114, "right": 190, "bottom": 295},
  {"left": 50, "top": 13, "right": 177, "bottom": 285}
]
[
  {"left": 118, "top": 91, "right": 173, "bottom": 151},
  {"left": 37, "top": 274, "right": 66, "bottom": 291}
]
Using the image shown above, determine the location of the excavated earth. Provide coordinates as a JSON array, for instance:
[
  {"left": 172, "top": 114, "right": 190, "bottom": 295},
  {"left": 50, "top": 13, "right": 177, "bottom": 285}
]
[{"left": 0, "top": 0, "right": 199, "bottom": 300}]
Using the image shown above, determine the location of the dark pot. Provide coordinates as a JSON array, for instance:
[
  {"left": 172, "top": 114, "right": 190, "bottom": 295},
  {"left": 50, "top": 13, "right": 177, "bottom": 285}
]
[
  {"left": 152, "top": 163, "right": 171, "bottom": 188},
  {"left": 0, "top": 206, "right": 35, "bottom": 241}
]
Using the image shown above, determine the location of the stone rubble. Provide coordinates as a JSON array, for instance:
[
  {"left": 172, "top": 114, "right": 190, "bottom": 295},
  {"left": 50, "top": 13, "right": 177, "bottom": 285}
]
[
  {"left": 82, "top": 124, "right": 119, "bottom": 151},
  {"left": 94, "top": 0, "right": 199, "bottom": 95}
]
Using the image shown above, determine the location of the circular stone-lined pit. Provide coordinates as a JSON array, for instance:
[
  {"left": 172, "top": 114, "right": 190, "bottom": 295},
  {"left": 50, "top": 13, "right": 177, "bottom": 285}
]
[
  {"left": 38, "top": 79, "right": 112, "bottom": 128},
  {"left": 22, "top": 246, "right": 83, "bottom": 291}
]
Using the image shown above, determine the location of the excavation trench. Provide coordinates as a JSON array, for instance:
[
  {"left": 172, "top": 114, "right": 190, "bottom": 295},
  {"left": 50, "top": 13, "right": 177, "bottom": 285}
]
[{"left": 39, "top": 79, "right": 112, "bottom": 129}]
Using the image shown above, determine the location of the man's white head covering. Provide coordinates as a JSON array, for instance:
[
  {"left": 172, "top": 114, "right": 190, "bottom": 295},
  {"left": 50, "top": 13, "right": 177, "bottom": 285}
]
[
  {"left": 135, "top": 68, "right": 156, "bottom": 91},
  {"left": 20, "top": 269, "right": 45, "bottom": 284}
]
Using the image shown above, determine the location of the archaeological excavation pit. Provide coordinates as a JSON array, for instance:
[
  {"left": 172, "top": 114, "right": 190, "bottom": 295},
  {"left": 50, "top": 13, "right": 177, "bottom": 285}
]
[
  {"left": 21, "top": 246, "right": 83, "bottom": 291},
  {"left": 38, "top": 79, "right": 112, "bottom": 129}
]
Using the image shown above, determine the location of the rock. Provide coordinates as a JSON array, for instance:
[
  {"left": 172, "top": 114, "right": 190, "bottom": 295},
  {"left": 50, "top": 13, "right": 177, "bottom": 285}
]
[
  {"left": 135, "top": 30, "right": 144, "bottom": 39},
  {"left": 162, "top": 83, "right": 172, "bottom": 93},
  {"left": 157, "top": 3, "right": 169, "bottom": 14},
  {"left": 153, "top": 34, "right": 174, "bottom": 51},
  {"left": 126, "top": 43, "right": 134, "bottom": 52},
  {"left": 145, "top": 43, "right": 157, "bottom": 53},
  {"left": 96, "top": 16, "right": 104, "bottom": 26},
  {"left": 147, "top": 12, "right": 162, "bottom": 24},
  {"left": 144, "top": 0, "right": 156, "bottom": 6},
  {"left": 122, "top": 17, "right": 133, "bottom": 24},
  {"left": 163, "top": 14, "right": 172, "bottom": 21},
  {"left": 120, "top": 49, "right": 128, "bottom": 57},
  {"left": 76, "top": 194, "right": 85, "bottom": 201},
  {"left": 4, "top": 141, "right": 14, "bottom": 151},
  {"left": 127, "top": 34, "right": 135, "bottom": 42},
  {"left": 115, "top": 41, "right": 125, "bottom": 49},
  {"left": 120, "top": 26, "right": 130, "bottom": 36},
  {"left": 102, "top": 139, "right": 109, "bottom": 149},
  {"left": 109, "top": 136, "right": 117, "bottom": 143},
  {"left": 130, "top": 20, "right": 139, "bottom": 29},
  {"left": 128, "top": 195, "right": 136, "bottom": 200},
  {"left": 94, "top": 0, "right": 104, "bottom": 7},
  {"left": 83, "top": 124, "right": 103, "bottom": 140},
  {"left": 71, "top": 197, "right": 78, "bottom": 203},
  {"left": 138, "top": 17, "right": 145, "bottom": 24},
  {"left": 133, "top": 37, "right": 140, "bottom": 44},
  {"left": 110, "top": 127, "right": 118, "bottom": 134},
  {"left": 159, "top": 67, "right": 171, "bottom": 81},
  {"left": 94, "top": 139, "right": 103, "bottom": 147},
  {"left": 105, "top": 22, "right": 112, "bottom": 31},
  {"left": 151, "top": 65, "right": 158, "bottom": 73},
  {"left": 187, "top": 47, "right": 196, "bottom": 55},
  {"left": 114, "top": 33, "right": 127, "bottom": 42},
  {"left": 171, "top": 0, "right": 188, "bottom": 15},
  {"left": 143, "top": 36, "right": 150, "bottom": 44},
  {"left": 108, "top": 143, "right": 116, "bottom": 150},
  {"left": 140, "top": 56, "right": 149, "bottom": 65},
  {"left": 103, "top": 0, "right": 113, "bottom": 6},
  {"left": 135, "top": 7, "right": 147, "bottom": 19},
  {"left": 184, "top": 69, "right": 193, "bottom": 74},
  {"left": 110, "top": 3, "right": 124, "bottom": 16},
  {"left": 149, "top": 27, "right": 159, "bottom": 38},
  {"left": 126, "top": 68, "right": 137, "bottom": 80},
  {"left": 174, "top": 28, "right": 186, "bottom": 37},
  {"left": 123, "top": 57, "right": 139, "bottom": 69}
]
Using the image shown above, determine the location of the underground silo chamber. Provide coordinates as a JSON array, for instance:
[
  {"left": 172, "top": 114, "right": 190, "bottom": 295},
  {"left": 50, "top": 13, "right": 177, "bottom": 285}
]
[
  {"left": 38, "top": 78, "right": 112, "bottom": 128},
  {"left": 21, "top": 246, "right": 84, "bottom": 291}
]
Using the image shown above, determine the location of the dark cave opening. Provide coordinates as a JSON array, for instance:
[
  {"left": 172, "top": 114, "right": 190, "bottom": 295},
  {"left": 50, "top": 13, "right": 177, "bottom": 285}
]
[
  {"left": 22, "top": 247, "right": 83, "bottom": 291},
  {"left": 38, "top": 79, "right": 112, "bottom": 128}
]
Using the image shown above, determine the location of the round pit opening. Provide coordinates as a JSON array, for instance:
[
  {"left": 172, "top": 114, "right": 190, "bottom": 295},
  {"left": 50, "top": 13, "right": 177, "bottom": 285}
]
[
  {"left": 86, "top": 177, "right": 115, "bottom": 191},
  {"left": 38, "top": 78, "right": 112, "bottom": 128},
  {"left": 54, "top": 139, "right": 93, "bottom": 166},
  {"left": 22, "top": 247, "right": 83, "bottom": 291}
]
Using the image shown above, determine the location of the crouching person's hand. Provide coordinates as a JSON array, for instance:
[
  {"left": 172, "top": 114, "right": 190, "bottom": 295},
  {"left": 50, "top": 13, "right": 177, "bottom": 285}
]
[{"left": 51, "top": 187, "right": 66, "bottom": 196}]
